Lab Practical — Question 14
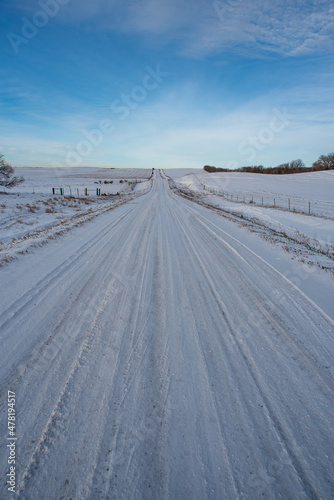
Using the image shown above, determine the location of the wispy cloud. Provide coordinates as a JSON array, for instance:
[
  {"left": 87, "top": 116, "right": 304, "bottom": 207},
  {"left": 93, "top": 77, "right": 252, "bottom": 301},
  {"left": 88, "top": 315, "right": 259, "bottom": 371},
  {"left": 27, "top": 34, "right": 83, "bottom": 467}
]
[
  {"left": 181, "top": 0, "right": 334, "bottom": 58},
  {"left": 72, "top": 1, "right": 334, "bottom": 57},
  {"left": 2, "top": 0, "right": 333, "bottom": 169},
  {"left": 10, "top": 0, "right": 333, "bottom": 58}
]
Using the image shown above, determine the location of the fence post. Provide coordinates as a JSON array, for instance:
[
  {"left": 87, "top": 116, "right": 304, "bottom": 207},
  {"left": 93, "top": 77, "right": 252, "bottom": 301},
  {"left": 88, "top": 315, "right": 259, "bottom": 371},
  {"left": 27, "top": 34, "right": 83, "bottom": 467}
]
[
  {"left": 274, "top": 198, "right": 276, "bottom": 207},
  {"left": 288, "top": 198, "right": 290, "bottom": 210},
  {"left": 85, "top": 188, "right": 88, "bottom": 196},
  {"left": 52, "top": 188, "right": 55, "bottom": 195},
  {"left": 262, "top": 197, "right": 263, "bottom": 206},
  {"left": 309, "top": 201, "right": 311, "bottom": 214}
]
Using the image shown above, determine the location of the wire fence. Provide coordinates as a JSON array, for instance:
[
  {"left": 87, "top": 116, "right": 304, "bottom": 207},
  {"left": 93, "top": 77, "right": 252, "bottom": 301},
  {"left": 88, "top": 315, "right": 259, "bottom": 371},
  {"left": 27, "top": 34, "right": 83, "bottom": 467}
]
[
  {"left": 51, "top": 180, "right": 146, "bottom": 197},
  {"left": 203, "top": 185, "right": 334, "bottom": 219}
]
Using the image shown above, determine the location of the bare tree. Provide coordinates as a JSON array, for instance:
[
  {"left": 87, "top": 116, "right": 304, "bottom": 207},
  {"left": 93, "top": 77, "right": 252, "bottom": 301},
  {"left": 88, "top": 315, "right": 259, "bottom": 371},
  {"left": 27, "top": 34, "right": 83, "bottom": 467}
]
[
  {"left": 289, "top": 159, "right": 305, "bottom": 170},
  {"left": 312, "top": 153, "right": 334, "bottom": 171},
  {"left": 0, "top": 154, "right": 25, "bottom": 189}
]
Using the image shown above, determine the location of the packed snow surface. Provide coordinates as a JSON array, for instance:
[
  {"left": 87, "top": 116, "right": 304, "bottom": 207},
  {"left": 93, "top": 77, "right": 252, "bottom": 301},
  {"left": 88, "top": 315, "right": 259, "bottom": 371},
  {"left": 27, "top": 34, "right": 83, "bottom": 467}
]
[{"left": 0, "top": 170, "right": 334, "bottom": 499}]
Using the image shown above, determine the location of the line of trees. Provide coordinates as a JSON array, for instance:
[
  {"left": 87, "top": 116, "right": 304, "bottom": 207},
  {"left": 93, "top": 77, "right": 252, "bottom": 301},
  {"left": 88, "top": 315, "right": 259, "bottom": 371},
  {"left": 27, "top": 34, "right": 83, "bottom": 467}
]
[{"left": 204, "top": 152, "right": 334, "bottom": 174}]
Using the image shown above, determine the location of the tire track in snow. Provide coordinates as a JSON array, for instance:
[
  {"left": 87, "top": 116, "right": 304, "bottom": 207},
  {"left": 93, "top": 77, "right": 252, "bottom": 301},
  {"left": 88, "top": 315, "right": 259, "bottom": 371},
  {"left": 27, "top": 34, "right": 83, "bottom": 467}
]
[
  {"left": 89, "top": 186, "right": 172, "bottom": 499},
  {"left": 11, "top": 179, "right": 168, "bottom": 499},
  {"left": 0, "top": 196, "right": 148, "bottom": 401},
  {"left": 169, "top": 187, "right": 333, "bottom": 498},
  {"left": 0, "top": 198, "right": 142, "bottom": 330},
  {"left": 14, "top": 193, "right": 156, "bottom": 498},
  {"left": 171, "top": 195, "right": 334, "bottom": 392},
  {"left": 1, "top": 171, "right": 334, "bottom": 499}
]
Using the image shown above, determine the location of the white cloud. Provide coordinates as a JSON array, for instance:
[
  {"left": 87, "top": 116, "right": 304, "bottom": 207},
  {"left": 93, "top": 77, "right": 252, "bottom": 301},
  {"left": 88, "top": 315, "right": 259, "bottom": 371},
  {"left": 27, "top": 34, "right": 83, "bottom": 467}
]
[
  {"left": 181, "top": 0, "right": 334, "bottom": 58},
  {"left": 10, "top": 0, "right": 333, "bottom": 57}
]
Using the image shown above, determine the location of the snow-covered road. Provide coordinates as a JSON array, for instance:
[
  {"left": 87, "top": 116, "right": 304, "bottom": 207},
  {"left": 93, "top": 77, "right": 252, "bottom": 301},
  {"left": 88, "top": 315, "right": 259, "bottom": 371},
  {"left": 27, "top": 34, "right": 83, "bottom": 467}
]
[{"left": 1, "top": 171, "right": 334, "bottom": 499}]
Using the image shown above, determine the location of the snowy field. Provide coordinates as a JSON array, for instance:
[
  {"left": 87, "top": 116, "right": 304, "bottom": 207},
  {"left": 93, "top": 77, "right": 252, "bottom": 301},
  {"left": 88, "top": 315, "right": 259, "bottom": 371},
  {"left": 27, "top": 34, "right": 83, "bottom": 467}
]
[
  {"left": 14, "top": 167, "right": 152, "bottom": 196},
  {"left": 1, "top": 169, "right": 334, "bottom": 499},
  {"left": 167, "top": 169, "right": 334, "bottom": 218},
  {"left": 167, "top": 169, "right": 334, "bottom": 276},
  {"left": 0, "top": 167, "right": 152, "bottom": 264}
]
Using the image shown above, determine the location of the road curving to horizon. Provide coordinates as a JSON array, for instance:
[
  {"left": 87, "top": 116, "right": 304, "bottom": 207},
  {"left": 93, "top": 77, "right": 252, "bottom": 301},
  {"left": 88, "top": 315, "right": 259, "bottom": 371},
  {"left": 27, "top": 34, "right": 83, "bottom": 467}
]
[{"left": 1, "top": 170, "right": 334, "bottom": 499}]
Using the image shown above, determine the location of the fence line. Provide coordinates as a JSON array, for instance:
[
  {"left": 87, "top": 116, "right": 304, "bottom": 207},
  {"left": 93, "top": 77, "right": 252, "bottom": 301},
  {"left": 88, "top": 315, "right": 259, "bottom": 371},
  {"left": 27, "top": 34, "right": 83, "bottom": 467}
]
[
  {"left": 50, "top": 179, "right": 145, "bottom": 197},
  {"left": 203, "top": 185, "right": 314, "bottom": 215}
]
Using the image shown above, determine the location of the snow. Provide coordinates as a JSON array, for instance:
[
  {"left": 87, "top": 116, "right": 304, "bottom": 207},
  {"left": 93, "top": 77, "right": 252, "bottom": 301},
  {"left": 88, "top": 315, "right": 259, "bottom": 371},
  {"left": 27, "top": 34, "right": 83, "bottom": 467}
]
[
  {"left": 0, "top": 167, "right": 152, "bottom": 264},
  {"left": 164, "top": 168, "right": 203, "bottom": 179},
  {"left": 14, "top": 166, "right": 152, "bottom": 196},
  {"left": 168, "top": 169, "right": 334, "bottom": 277},
  {"left": 171, "top": 170, "right": 334, "bottom": 218},
  {"left": 0, "top": 169, "right": 334, "bottom": 499}
]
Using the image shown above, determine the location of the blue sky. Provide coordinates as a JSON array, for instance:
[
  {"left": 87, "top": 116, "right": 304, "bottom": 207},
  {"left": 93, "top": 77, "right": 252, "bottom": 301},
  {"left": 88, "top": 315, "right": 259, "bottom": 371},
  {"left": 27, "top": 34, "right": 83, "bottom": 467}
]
[{"left": 1, "top": 0, "right": 333, "bottom": 169}]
